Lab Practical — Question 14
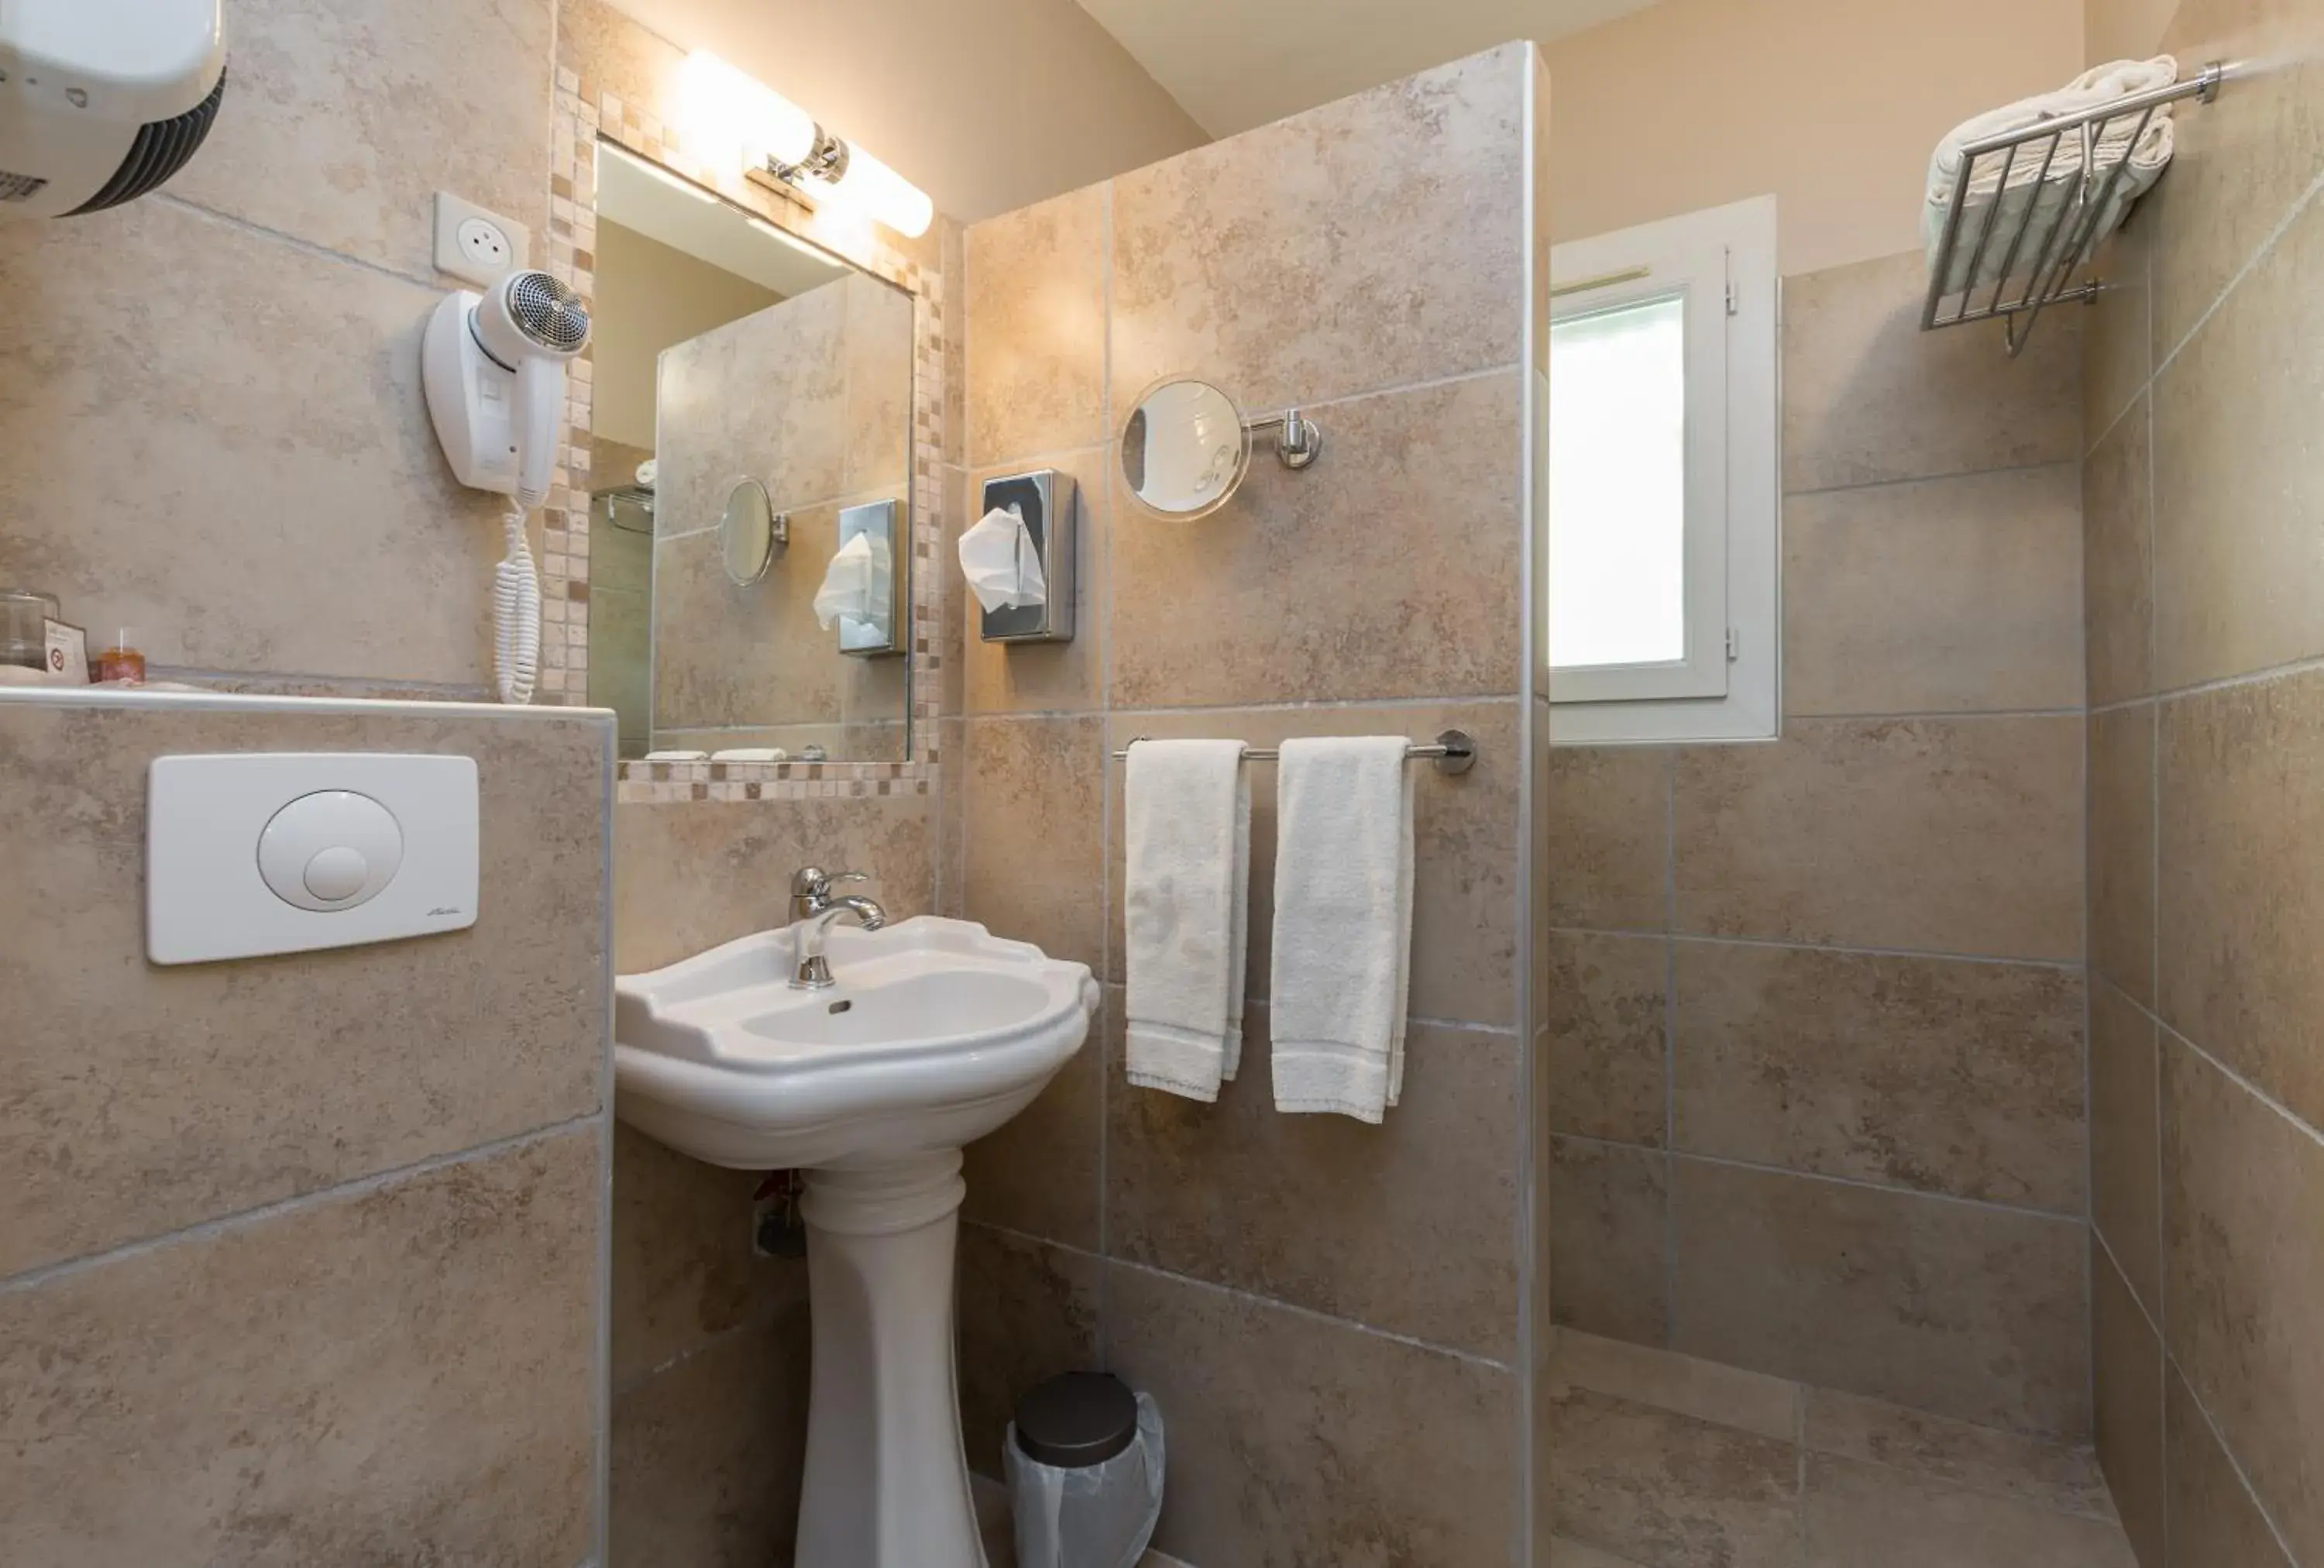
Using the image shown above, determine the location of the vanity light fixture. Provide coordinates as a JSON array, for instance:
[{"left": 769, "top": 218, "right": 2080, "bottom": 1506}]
[{"left": 681, "top": 50, "right": 934, "bottom": 239}]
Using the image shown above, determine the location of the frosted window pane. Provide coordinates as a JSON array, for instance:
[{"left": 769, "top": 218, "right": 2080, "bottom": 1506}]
[{"left": 1549, "top": 294, "right": 1688, "bottom": 669}]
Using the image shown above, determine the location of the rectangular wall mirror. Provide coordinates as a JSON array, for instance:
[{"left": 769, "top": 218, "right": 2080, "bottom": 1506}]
[{"left": 586, "top": 139, "right": 914, "bottom": 763}]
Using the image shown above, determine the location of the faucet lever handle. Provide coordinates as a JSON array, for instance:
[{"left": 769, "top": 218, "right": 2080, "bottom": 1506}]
[{"left": 790, "top": 867, "right": 870, "bottom": 911}]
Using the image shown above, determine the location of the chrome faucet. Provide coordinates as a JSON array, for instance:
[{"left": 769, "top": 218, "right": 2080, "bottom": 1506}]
[{"left": 788, "top": 866, "right": 887, "bottom": 989}]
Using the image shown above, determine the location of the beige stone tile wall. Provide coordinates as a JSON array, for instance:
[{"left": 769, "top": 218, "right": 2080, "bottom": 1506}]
[
  {"left": 1547, "top": 248, "right": 2095, "bottom": 1441},
  {"left": 0, "top": 0, "right": 555, "bottom": 697},
  {"left": 949, "top": 44, "right": 1536, "bottom": 1566},
  {"left": 2076, "top": 1, "right": 2324, "bottom": 1559},
  {"left": 0, "top": 693, "right": 614, "bottom": 1566}
]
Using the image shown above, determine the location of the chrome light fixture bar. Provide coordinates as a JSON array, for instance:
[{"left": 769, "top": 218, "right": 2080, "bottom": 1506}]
[{"left": 682, "top": 51, "right": 934, "bottom": 238}]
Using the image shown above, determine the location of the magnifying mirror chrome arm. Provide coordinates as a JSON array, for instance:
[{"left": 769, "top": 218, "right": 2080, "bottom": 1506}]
[{"left": 1244, "top": 408, "right": 1322, "bottom": 470}]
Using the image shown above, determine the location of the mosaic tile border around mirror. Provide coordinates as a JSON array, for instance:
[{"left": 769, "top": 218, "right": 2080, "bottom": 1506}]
[{"left": 541, "top": 52, "right": 946, "bottom": 803}]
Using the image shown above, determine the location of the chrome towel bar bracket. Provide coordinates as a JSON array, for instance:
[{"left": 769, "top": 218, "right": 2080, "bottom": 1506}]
[{"left": 1112, "top": 727, "right": 1476, "bottom": 777}]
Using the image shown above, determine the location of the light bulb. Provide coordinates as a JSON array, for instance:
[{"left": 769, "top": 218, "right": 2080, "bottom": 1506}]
[
  {"left": 681, "top": 51, "right": 816, "bottom": 170},
  {"left": 816, "top": 141, "right": 933, "bottom": 238}
]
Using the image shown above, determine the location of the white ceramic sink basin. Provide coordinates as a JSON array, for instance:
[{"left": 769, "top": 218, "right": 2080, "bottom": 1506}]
[
  {"left": 615, "top": 915, "right": 1098, "bottom": 1170},
  {"left": 614, "top": 915, "right": 1098, "bottom": 1568}
]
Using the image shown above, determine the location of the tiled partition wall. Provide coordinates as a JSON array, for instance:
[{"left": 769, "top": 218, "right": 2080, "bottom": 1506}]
[
  {"left": 606, "top": 791, "right": 936, "bottom": 1567},
  {"left": 947, "top": 46, "right": 1539, "bottom": 1566},
  {"left": 0, "top": 0, "right": 557, "bottom": 698},
  {"left": 1545, "top": 251, "right": 2094, "bottom": 1438},
  {"left": 0, "top": 693, "right": 613, "bottom": 1565},
  {"left": 2080, "top": 0, "right": 2324, "bottom": 1562}
]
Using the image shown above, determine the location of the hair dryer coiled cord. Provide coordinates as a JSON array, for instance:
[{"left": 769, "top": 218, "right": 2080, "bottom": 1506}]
[{"left": 494, "top": 504, "right": 541, "bottom": 705}]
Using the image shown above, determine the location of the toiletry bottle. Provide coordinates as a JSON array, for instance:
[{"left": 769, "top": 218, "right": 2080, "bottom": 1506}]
[{"left": 96, "top": 628, "right": 146, "bottom": 685}]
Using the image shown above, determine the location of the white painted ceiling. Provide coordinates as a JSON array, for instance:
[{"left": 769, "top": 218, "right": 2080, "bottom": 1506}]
[{"left": 1073, "top": 0, "right": 1664, "bottom": 136}]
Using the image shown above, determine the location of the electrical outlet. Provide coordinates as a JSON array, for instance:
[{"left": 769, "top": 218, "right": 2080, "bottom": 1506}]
[{"left": 432, "top": 191, "right": 531, "bottom": 288}]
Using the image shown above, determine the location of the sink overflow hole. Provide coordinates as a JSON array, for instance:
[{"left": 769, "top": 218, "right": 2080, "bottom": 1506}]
[{"left": 827, "top": 999, "right": 853, "bottom": 1014}]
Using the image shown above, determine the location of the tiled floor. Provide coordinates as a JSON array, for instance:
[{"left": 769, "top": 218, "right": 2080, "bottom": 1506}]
[
  {"left": 972, "top": 1332, "right": 2136, "bottom": 1567},
  {"left": 1550, "top": 1330, "right": 2138, "bottom": 1568}
]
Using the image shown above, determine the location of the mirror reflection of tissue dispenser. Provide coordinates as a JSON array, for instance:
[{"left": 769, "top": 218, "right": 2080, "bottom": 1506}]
[
  {"left": 812, "top": 498, "right": 906, "bottom": 657},
  {"left": 971, "top": 470, "right": 1077, "bottom": 645}
]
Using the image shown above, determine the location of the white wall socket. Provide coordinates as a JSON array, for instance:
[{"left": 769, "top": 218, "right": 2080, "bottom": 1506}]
[{"left": 432, "top": 191, "right": 531, "bottom": 288}]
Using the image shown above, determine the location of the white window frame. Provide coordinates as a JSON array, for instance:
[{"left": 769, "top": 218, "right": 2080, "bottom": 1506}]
[{"left": 1547, "top": 194, "right": 1780, "bottom": 746}]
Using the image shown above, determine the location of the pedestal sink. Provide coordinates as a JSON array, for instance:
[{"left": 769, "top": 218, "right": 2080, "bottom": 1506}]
[{"left": 614, "top": 916, "right": 1098, "bottom": 1568}]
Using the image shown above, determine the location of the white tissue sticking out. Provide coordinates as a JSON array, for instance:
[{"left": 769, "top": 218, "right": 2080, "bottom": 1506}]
[
  {"left": 813, "top": 529, "right": 892, "bottom": 631},
  {"left": 958, "top": 505, "right": 1049, "bottom": 614}
]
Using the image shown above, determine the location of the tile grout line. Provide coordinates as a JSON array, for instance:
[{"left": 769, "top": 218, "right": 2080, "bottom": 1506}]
[
  {"left": 966, "top": 693, "right": 1525, "bottom": 724},
  {"left": 1553, "top": 1132, "right": 2087, "bottom": 1225},
  {"left": 1552, "top": 923, "right": 2085, "bottom": 973},
  {"left": 1661, "top": 751, "right": 1680, "bottom": 1342},
  {"left": 1786, "top": 705, "right": 2090, "bottom": 723},
  {"left": 1782, "top": 455, "right": 2080, "bottom": 501},
  {"left": 609, "top": 1291, "right": 801, "bottom": 1403},
  {"left": 2153, "top": 1012, "right": 2324, "bottom": 1153},
  {"left": 0, "top": 1114, "right": 603, "bottom": 1297},
  {"left": 153, "top": 191, "right": 460, "bottom": 296},
  {"left": 2148, "top": 166, "right": 2324, "bottom": 387},
  {"left": 2092, "top": 649, "right": 2324, "bottom": 713},
  {"left": 2099, "top": 1224, "right": 2309, "bottom": 1568},
  {"left": 965, "top": 1218, "right": 1514, "bottom": 1375},
  {"left": 2105, "top": 965, "right": 2324, "bottom": 1150}
]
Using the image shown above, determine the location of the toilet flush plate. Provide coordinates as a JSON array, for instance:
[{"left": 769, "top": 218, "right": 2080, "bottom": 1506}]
[{"left": 146, "top": 753, "right": 479, "bottom": 965}]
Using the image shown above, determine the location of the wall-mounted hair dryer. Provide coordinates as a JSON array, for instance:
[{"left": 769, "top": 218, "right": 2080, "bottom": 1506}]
[{"left": 421, "top": 270, "right": 591, "bottom": 704}]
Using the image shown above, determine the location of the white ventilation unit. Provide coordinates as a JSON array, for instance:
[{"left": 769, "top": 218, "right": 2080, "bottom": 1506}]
[{"left": 0, "top": 0, "right": 228, "bottom": 218}]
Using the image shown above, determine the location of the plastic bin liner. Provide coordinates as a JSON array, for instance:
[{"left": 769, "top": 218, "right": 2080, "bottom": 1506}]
[{"left": 1003, "top": 1392, "right": 1164, "bottom": 1568}]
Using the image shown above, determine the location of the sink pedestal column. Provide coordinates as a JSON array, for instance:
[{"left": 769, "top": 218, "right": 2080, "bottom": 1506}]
[{"left": 795, "top": 1148, "right": 983, "bottom": 1568}]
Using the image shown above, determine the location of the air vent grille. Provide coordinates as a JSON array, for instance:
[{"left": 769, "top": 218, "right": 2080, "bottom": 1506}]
[
  {"left": 67, "top": 68, "right": 227, "bottom": 216},
  {"left": 0, "top": 170, "right": 50, "bottom": 202}
]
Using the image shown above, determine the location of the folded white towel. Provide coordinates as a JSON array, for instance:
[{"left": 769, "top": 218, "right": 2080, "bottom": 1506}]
[
  {"left": 710, "top": 747, "right": 789, "bottom": 762},
  {"left": 1124, "top": 739, "right": 1251, "bottom": 1102},
  {"left": 1924, "top": 56, "right": 2181, "bottom": 297},
  {"left": 642, "top": 749, "right": 709, "bottom": 762},
  {"left": 1268, "top": 736, "right": 1413, "bottom": 1123}
]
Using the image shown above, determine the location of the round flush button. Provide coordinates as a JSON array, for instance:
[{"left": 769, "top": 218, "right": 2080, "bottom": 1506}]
[
  {"left": 302, "top": 845, "right": 372, "bottom": 902},
  {"left": 257, "top": 790, "right": 404, "bottom": 913}
]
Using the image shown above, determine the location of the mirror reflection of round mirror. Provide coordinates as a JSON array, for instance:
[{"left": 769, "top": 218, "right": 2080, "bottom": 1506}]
[
  {"left": 720, "top": 478, "right": 780, "bottom": 586},
  {"left": 1120, "top": 376, "right": 1252, "bottom": 521}
]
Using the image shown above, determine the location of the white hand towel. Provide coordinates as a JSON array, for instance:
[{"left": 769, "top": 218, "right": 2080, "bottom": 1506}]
[
  {"left": 1124, "top": 739, "right": 1251, "bottom": 1101},
  {"left": 1268, "top": 736, "right": 1413, "bottom": 1123}
]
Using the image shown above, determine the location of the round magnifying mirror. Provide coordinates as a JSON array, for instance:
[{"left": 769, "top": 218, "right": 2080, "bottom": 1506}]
[
  {"left": 719, "top": 479, "right": 780, "bottom": 586},
  {"left": 1120, "top": 376, "right": 1252, "bottom": 521}
]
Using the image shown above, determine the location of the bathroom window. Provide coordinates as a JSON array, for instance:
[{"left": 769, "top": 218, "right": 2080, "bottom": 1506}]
[{"left": 1546, "top": 196, "right": 1779, "bottom": 744}]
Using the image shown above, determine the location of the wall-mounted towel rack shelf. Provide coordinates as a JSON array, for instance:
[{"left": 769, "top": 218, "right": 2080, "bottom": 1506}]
[
  {"left": 1113, "top": 729, "right": 1477, "bottom": 776},
  {"left": 1923, "top": 60, "right": 2223, "bottom": 356}
]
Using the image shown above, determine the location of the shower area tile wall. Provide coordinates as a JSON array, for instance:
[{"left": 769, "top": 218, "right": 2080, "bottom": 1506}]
[
  {"left": 1545, "top": 249, "right": 2093, "bottom": 1438},
  {"left": 2082, "top": 0, "right": 2324, "bottom": 1562},
  {"left": 946, "top": 45, "right": 1542, "bottom": 1567}
]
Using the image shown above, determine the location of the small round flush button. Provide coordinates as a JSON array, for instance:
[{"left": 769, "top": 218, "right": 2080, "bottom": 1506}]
[
  {"left": 257, "top": 791, "right": 404, "bottom": 913},
  {"left": 303, "top": 846, "right": 372, "bottom": 902}
]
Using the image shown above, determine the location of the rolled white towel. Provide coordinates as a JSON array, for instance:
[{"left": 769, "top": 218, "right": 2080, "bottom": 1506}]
[{"left": 1925, "top": 57, "right": 2181, "bottom": 297}]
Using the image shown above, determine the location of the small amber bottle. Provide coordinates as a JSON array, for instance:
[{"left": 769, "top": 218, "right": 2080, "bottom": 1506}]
[{"left": 96, "top": 628, "right": 146, "bottom": 685}]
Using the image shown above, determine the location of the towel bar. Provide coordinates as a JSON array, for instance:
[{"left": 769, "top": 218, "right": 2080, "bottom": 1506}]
[{"left": 1112, "top": 727, "right": 1476, "bottom": 777}]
